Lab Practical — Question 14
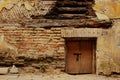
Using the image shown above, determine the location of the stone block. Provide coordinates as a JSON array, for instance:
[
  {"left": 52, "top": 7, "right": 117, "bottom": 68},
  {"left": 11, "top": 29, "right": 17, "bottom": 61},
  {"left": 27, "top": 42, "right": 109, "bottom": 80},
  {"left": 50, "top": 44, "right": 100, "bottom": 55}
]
[
  {"left": 0, "top": 67, "right": 9, "bottom": 75},
  {"left": 9, "top": 65, "right": 19, "bottom": 74}
]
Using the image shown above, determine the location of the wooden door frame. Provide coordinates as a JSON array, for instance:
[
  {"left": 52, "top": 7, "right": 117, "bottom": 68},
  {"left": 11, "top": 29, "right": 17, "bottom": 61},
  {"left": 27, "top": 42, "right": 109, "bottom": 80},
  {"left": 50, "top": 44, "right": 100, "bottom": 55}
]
[
  {"left": 92, "top": 39, "right": 96, "bottom": 74},
  {"left": 65, "top": 38, "right": 97, "bottom": 74}
]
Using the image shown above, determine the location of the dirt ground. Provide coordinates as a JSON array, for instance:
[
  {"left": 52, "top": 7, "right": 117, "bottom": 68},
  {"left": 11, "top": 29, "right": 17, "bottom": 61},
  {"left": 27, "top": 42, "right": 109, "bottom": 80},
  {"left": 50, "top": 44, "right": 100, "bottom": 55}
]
[
  {"left": 0, "top": 67, "right": 120, "bottom": 80},
  {"left": 0, "top": 73, "right": 120, "bottom": 80}
]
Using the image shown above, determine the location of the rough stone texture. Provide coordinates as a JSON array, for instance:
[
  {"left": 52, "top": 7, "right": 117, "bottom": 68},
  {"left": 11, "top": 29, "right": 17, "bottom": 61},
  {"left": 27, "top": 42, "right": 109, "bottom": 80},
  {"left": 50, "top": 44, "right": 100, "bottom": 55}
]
[
  {"left": 93, "top": 0, "right": 120, "bottom": 75},
  {"left": 9, "top": 65, "right": 19, "bottom": 74},
  {"left": 96, "top": 20, "right": 120, "bottom": 75}
]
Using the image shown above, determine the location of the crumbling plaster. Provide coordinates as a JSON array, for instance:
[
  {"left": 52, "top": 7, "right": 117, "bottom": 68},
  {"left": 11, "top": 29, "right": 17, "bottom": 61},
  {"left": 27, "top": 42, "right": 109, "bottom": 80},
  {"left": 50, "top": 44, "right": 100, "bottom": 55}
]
[
  {"left": 0, "top": 0, "right": 56, "bottom": 22},
  {"left": 93, "top": 0, "right": 120, "bottom": 75}
]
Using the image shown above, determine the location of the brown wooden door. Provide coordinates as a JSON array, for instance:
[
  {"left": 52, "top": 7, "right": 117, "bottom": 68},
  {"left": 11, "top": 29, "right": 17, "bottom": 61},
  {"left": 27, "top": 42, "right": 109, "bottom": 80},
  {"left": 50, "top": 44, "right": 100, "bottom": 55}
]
[
  {"left": 66, "top": 41, "right": 80, "bottom": 74},
  {"left": 66, "top": 40, "right": 94, "bottom": 74}
]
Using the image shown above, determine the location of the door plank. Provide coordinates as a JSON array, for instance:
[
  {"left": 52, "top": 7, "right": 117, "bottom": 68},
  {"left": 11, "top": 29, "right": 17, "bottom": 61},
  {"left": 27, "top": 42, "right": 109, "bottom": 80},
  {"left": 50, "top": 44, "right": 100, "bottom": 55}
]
[
  {"left": 66, "top": 40, "right": 94, "bottom": 74},
  {"left": 66, "top": 41, "right": 80, "bottom": 74},
  {"left": 79, "top": 40, "right": 93, "bottom": 73}
]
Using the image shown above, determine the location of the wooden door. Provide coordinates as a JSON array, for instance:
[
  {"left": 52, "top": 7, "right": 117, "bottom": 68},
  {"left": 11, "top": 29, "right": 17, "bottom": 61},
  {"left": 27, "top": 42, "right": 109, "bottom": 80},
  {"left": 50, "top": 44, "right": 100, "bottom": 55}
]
[
  {"left": 66, "top": 40, "right": 95, "bottom": 74},
  {"left": 79, "top": 40, "right": 93, "bottom": 73},
  {"left": 66, "top": 41, "right": 80, "bottom": 74}
]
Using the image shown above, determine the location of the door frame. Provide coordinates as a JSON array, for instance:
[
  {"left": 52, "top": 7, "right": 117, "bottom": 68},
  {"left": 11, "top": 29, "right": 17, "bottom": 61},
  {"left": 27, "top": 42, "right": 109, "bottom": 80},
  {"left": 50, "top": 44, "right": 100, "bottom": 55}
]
[{"left": 65, "top": 38, "right": 97, "bottom": 74}]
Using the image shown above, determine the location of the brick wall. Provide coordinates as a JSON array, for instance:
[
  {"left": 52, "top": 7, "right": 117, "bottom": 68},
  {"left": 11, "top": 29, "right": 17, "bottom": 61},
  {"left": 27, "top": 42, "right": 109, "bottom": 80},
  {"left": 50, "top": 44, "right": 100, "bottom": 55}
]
[{"left": 0, "top": 25, "right": 65, "bottom": 69}]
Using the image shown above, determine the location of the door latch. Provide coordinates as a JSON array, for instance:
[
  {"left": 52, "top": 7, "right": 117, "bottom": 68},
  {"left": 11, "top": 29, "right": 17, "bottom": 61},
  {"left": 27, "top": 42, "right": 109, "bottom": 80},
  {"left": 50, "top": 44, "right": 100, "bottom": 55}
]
[{"left": 74, "top": 53, "right": 81, "bottom": 61}]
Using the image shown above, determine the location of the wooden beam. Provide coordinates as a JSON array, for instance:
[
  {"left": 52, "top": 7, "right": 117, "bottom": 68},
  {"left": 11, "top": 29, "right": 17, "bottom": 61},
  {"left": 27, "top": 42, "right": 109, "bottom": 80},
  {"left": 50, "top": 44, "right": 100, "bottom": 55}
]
[
  {"left": 0, "top": 19, "right": 112, "bottom": 28},
  {"left": 58, "top": 7, "right": 87, "bottom": 12},
  {"left": 25, "top": 19, "right": 112, "bottom": 28},
  {"left": 58, "top": 14, "right": 86, "bottom": 19},
  {"left": 57, "top": 1, "right": 93, "bottom": 7}
]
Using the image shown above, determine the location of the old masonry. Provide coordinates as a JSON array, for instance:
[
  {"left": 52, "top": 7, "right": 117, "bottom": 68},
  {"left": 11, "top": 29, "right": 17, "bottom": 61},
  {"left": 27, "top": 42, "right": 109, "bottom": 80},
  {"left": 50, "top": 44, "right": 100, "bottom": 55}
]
[{"left": 0, "top": 0, "right": 120, "bottom": 75}]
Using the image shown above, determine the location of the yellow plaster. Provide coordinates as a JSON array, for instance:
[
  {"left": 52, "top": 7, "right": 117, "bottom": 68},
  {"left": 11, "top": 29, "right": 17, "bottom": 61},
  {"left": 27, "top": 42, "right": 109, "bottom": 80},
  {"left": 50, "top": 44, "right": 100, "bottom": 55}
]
[
  {"left": 0, "top": 0, "right": 37, "bottom": 11},
  {"left": 94, "top": 0, "right": 120, "bottom": 19}
]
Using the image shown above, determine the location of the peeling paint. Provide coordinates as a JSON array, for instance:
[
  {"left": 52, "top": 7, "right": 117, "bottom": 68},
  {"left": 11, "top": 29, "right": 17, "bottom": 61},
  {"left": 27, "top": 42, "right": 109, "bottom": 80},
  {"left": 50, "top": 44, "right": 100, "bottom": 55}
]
[
  {"left": 95, "top": 12, "right": 109, "bottom": 20},
  {"left": 0, "top": 0, "right": 11, "bottom": 11}
]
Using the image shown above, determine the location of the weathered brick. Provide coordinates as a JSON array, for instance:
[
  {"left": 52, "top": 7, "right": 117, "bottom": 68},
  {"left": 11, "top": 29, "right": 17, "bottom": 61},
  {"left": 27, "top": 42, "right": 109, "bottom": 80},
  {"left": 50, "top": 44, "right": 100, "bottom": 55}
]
[{"left": 0, "top": 26, "right": 65, "bottom": 70}]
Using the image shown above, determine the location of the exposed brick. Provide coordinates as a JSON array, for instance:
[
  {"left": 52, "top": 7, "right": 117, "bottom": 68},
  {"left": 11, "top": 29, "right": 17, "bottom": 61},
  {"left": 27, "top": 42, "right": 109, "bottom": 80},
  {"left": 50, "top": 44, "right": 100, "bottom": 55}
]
[{"left": 0, "top": 26, "right": 65, "bottom": 69}]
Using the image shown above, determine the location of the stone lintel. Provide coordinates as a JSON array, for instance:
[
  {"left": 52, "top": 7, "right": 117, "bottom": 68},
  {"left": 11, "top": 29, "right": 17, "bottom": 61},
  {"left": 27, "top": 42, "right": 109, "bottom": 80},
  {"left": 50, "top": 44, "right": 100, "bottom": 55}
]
[{"left": 61, "top": 28, "right": 109, "bottom": 38}]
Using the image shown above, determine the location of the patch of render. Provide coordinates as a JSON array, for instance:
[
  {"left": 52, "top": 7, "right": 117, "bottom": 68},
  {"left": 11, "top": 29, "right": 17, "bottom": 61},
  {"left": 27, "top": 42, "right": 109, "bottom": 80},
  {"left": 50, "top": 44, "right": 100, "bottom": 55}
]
[
  {"left": 0, "top": 34, "right": 18, "bottom": 60},
  {"left": 94, "top": 0, "right": 120, "bottom": 19},
  {"left": 0, "top": 0, "right": 56, "bottom": 23},
  {"left": 96, "top": 20, "right": 120, "bottom": 75},
  {"left": 93, "top": 0, "right": 120, "bottom": 75}
]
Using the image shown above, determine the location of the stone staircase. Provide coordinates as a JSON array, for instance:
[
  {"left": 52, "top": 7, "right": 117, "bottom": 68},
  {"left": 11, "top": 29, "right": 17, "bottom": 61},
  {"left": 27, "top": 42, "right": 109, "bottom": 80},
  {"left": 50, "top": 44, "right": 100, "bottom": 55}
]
[{"left": 45, "top": 0, "right": 95, "bottom": 19}]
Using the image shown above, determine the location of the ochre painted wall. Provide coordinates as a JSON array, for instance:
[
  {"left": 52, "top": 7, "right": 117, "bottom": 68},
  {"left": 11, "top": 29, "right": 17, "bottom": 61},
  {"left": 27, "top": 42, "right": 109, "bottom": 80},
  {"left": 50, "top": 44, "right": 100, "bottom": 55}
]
[
  {"left": 97, "top": 20, "right": 120, "bottom": 75},
  {"left": 94, "top": 0, "right": 120, "bottom": 19},
  {"left": 93, "top": 0, "right": 120, "bottom": 75}
]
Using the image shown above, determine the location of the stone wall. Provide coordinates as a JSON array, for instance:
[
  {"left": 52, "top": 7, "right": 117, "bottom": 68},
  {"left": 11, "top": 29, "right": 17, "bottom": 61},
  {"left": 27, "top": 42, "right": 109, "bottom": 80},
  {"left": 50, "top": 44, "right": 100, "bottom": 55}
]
[
  {"left": 0, "top": 25, "right": 65, "bottom": 69},
  {"left": 96, "top": 20, "right": 120, "bottom": 75},
  {"left": 0, "top": 21, "right": 120, "bottom": 75},
  {"left": 93, "top": 0, "right": 120, "bottom": 75}
]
